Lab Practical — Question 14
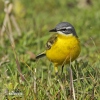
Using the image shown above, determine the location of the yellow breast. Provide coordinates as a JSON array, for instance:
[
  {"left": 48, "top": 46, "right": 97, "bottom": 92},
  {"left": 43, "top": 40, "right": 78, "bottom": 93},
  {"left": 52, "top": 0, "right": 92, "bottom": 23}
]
[{"left": 46, "top": 34, "right": 81, "bottom": 65}]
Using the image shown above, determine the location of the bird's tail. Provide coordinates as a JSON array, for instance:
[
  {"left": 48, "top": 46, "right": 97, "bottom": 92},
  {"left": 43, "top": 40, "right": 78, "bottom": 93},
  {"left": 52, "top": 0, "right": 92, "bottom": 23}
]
[{"left": 36, "top": 51, "right": 46, "bottom": 59}]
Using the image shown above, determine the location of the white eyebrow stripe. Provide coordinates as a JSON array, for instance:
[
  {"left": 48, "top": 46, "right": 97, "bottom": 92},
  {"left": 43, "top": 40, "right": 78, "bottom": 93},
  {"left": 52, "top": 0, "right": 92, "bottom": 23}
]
[
  {"left": 65, "top": 26, "right": 72, "bottom": 29},
  {"left": 58, "top": 26, "right": 72, "bottom": 30}
]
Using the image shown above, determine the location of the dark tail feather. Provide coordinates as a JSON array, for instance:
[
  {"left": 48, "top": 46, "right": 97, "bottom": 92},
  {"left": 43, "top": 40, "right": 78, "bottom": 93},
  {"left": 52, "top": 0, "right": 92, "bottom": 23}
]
[{"left": 36, "top": 52, "right": 46, "bottom": 59}]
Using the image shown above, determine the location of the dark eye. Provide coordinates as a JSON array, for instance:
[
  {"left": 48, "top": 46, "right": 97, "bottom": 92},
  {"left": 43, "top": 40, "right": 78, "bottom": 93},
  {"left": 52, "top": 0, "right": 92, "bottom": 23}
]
[{"left": 60, "top": 28, "right": 66, "bottom": 31}]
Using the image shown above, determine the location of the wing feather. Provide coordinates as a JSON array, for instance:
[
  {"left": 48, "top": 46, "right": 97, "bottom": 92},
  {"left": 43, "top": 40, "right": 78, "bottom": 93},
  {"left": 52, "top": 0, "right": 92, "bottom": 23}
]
[{"left": 46, "top": 34, "right": 58, "bottom": 50}]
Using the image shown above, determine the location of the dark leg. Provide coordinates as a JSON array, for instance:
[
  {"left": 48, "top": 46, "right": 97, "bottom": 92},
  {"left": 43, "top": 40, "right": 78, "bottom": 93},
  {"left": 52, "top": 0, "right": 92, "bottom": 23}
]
[{"left": 61, "top": 65, "right": 64, "bottom": 74}]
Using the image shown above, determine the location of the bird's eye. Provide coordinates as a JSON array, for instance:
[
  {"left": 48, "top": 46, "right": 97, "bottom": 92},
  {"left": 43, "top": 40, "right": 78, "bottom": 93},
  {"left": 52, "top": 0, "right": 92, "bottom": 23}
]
[{"left": 60, "top": 28, "right": 66, "bottom": 31}]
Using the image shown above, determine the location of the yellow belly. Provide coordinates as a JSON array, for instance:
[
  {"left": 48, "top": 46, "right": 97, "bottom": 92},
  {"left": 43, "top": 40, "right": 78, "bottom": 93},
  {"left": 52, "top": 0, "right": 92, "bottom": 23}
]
[{"left": 46, "top": 34, "right": 81, "bottom": 65}]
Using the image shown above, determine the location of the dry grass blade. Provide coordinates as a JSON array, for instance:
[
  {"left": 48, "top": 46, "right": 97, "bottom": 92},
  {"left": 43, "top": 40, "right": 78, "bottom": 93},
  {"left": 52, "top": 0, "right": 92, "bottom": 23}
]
[
  {"left": 58, "top": 79, "right": 68, "bottom": 100},
  {"left": 10, "top": 14, "right": 21, "bottom": 36},
  {"left": 4, "top": 25, "right": 25, "bottom": 81},
  {"left": 69, "top": 67, "right": 76, "bottom": 100}
]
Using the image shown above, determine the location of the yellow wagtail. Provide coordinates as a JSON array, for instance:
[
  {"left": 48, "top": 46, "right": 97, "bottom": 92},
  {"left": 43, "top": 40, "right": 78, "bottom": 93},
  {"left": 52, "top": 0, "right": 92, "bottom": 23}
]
[{"left": 36, "top": 22, "right": 81, "bottom": 73}]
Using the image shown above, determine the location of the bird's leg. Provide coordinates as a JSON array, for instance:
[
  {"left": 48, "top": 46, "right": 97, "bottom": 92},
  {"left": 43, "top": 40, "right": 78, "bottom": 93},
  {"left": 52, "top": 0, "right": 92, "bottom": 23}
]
[
  {"left": 54, "top": 66, "right": 58, "bottom": 74},
  {"left": 61, "top": 56, "right": 68, "bottom": 74},
  {"left": 61, "top": 65, "right": 64, "bottom": 74},
  {"left": 54, "top": 65, "right": 60, "bottom": 79},
  {"left": 54, "top": 63, "right": 59, "bottom": 78},
  {"left": 54, "top": 63, "right": 59, "bottom": 73}
]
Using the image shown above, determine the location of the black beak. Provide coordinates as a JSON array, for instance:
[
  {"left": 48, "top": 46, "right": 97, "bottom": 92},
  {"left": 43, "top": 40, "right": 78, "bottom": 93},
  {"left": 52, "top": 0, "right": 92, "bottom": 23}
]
[{"left": 49, "top": 28, "right": 57, "bottom": 32}]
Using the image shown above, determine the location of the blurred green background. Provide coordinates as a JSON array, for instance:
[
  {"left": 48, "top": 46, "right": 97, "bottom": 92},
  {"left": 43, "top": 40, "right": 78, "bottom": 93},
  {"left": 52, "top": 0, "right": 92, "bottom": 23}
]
[{"left": 0, "top": 0, "right": 100, "bottom": 99}]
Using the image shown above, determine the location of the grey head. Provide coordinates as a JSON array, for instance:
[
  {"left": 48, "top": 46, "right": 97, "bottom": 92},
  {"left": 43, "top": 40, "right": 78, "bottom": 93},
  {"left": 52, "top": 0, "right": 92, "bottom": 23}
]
[{"left": 49, "top": 22, "right": 77, "bottom": 37}]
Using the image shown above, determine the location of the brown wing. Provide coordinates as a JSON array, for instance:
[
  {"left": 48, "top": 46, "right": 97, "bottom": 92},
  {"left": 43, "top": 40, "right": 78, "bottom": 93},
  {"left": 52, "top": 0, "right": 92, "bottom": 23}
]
[{"left": 46, "top": 34, "right": 58, "bottom": 50}]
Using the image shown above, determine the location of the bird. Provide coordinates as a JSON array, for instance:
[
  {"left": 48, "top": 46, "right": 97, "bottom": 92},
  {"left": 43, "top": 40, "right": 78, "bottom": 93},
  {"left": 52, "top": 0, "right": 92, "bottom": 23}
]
[{"left": 36, "top": 22, "right": 81, "bottom": 73}]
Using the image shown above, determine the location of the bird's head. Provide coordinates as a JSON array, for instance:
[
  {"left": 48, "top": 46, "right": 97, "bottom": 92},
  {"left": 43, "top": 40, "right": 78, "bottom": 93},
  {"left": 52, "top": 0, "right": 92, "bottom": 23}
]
[{"left": 49, "top": 22, "right": 77, "bottom": 37}]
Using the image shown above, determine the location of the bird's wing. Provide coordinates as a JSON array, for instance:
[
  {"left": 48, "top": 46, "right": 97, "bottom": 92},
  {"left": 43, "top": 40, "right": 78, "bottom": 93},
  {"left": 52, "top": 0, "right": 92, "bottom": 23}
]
[
  {"left": 36, "top": 34, "right": 58, "bottom": 59},
  {"left": 46, "top": 34, "right": 58, "bottom": 50}
]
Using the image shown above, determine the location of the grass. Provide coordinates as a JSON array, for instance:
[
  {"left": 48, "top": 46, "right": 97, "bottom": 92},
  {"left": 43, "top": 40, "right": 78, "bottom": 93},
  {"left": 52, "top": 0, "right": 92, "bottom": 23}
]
[{"left": 0, "top": 0, "right": 100, "bottom": 99}]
